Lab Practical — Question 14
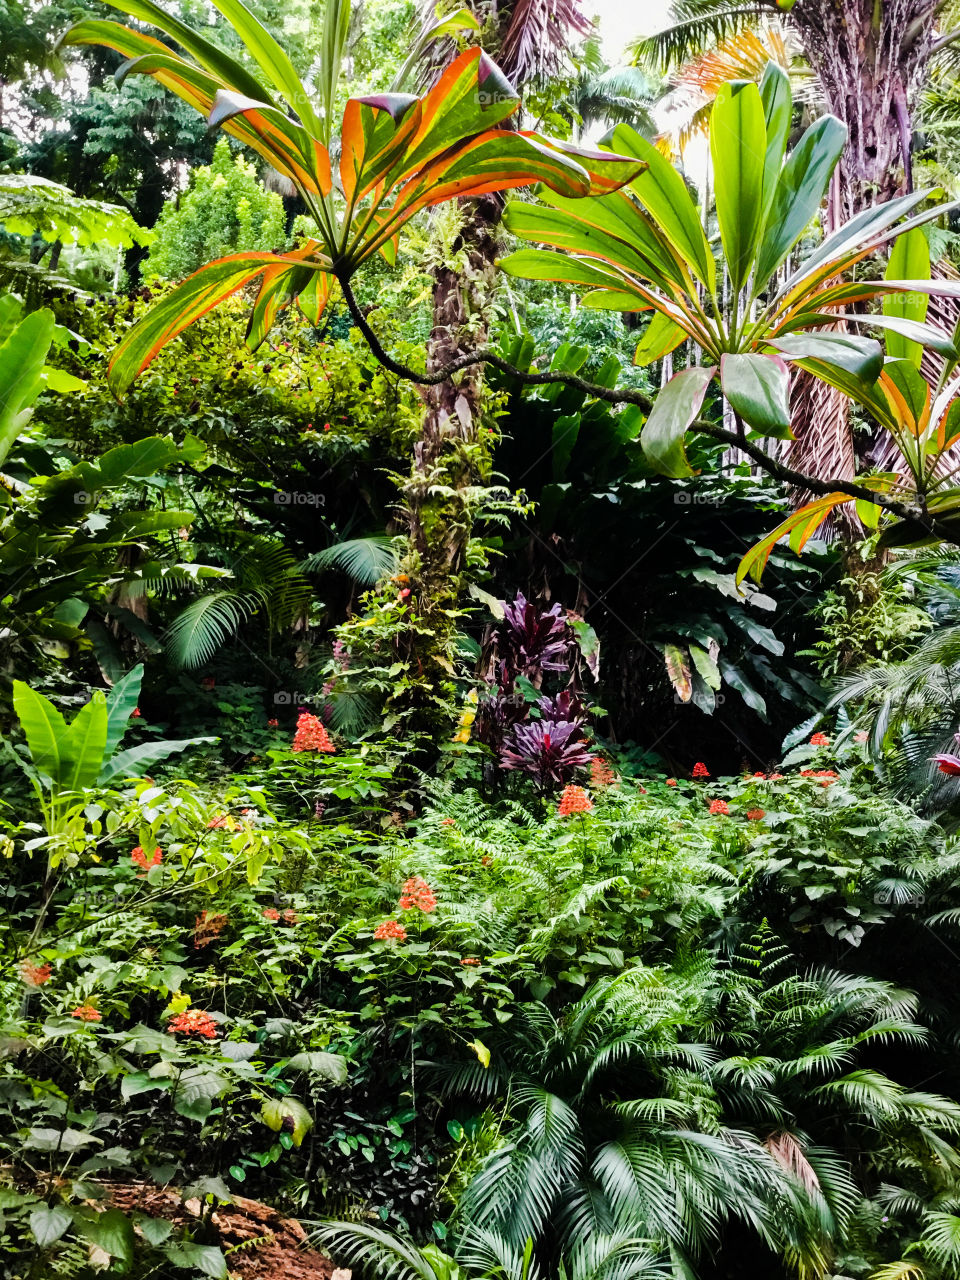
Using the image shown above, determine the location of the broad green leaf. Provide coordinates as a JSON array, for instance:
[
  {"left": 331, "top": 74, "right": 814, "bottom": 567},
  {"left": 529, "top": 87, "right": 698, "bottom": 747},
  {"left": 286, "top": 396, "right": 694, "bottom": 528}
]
[
  {"left": 758, "top": 61, "right": 791, "bottom": 222},
  {"left": 164, "top": 1242, "right": 229, "bottom": 1278},
  {"left": 318, "top": 0, "right": 351, "bottom": 145},
  {"left": 261, "top": 1096, "right": 313, "bottom": 1146},
  {"left": 690, "top": 643, "right": 722, "bottom": 691},
  {"left": 737, "top": 493, "right": 856, "bottom": 584},
  {"left": 12, "top": 682, "right": 69, "bottom": 788},
  {"left": 641, "top": 365, "right": 716, "bottom": 478},
  {"left": 633, "top": 312, "right": 688, "bottom": 366},
  {"left": 720, "top": 353, "right": 791, "bottom": 437},
  {"left": 498, "top": 247, "right": 632, "bottom": 292},
  {"left": 663, "top": 643, "right": 692, "bottom": 701},
  {"left": 710, "top": 81, "right": 766, "bottom": 293},
  {"left": 99, "top": 736, "right": 216, "bottom": 783},
  {"left": 287, "top": 1051, "right": 349, "bottom": 1083},
  {"left": 30, "top": 1205, "right": 73, "bottom": 1247},
  {"left": 719, "top": 658, "right": 767, "bottom": 718},
  {"left": 469, "top": 1039, "right": 491, "bottom": 1068},
  {"left": 61, "top": 693, "right": 109, "bottom": 792},
  {"left": 768, "top": 332, "right": 883, "bottom": 384},
  {"left": 74, "top": 1209, "right": 135, "bottom": 1265},
  {"left": 756, "top": 114, "right": 846, "bottom": 286},
  {"left": 609, "top": 123, "right": 715, "bottom": 291},
  {"left": 883, "top": 227, "right": 930, "bottom": 366},
  {"left": 0, "top": 308, "right": 55, "bottom": 467}
]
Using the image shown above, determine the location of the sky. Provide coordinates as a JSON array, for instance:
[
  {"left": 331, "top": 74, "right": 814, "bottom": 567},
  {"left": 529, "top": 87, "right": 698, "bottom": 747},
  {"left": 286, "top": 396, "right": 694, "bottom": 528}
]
[{"left": 591, "top": 0, "right": 675, "bottom": 61}]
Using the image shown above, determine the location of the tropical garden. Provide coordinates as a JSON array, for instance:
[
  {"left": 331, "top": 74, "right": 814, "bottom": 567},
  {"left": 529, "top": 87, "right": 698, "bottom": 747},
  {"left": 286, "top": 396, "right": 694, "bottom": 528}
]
[{"left": 8, "top": 0, "right": 960, "bottom": 1275}]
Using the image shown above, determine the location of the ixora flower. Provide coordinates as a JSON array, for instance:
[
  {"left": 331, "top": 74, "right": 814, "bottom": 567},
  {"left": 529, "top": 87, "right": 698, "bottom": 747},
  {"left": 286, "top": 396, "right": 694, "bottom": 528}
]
[
  {"left": 800, "top": 769, "right": 839, "bottom": 787},
  {"left": 20, "top": 960, "right": 52, "bottom": 987},
  {"left": 374, "top": 919, "right": 407, "bottom": 942},
  {"left": 810, "top": 732, "right": 831, "bottom": 747},
  {"left": 590, "top": 756, "right": 616, "bottom": 787},
  {"left": 708, "top": 798, "right": 729, "bottom": 816},
  {"left": 262, "top": 907, "right": 280, "bottom": 921},
  {"left": 71, "top": 1004, "right": 101, "bottom": 1022},
  {"left": 558, "top": 785, "right": 593, "bottom": 817},
  {"left": 291, "top": 711, "right": 335, "bottom": 753},
  {"left": 666, "top": 778, "right": 677, "bottom": 787},
  {"left": 131, "top": 845, "right": 162, "bottom": 871},
  {"left": 399, "top": 876, "right": 437, "bottom": 912},
  {"left": 461, "top": 957, "right": 480, "bottom": 966},
  {"left": 168, "top": 1009, "right": 218, "bottom": 1038},
  {"left": 746, "top": 809, "right": 766, "bottom": 821},
  {"left": 691, "top": 762, "right": 710, "bottom": 779}
]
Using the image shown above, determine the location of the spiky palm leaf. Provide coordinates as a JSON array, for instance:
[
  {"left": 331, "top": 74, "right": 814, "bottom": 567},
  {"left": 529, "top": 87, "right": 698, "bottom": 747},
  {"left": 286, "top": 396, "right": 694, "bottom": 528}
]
[{"left": 300, "top": 535, "right": 399, "bottom": 586}]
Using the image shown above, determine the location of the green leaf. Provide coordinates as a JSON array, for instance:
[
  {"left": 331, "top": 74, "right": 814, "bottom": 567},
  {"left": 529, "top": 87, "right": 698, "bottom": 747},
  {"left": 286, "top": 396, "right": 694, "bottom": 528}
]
[
  {"left": 609, "top": 123, "right": 716, "bottom": 291},
  {"left": 138, "top": 1217, "right": 173, "bottom": 1247},
  {"left": 164, "top": 1242, "right": 229, "bottom": 1278},
  {"left": 883, "top": 227, "right": 930, "bottom": 366},
  {"left": 62, "top": 693, "right": 109, "bottom": 792},
  {"left": 74, "top": 1208, "right": 135, "bottom": 1265},
  {"left": 103, "top": 664, "right": 144, "bottom": 761},
  {"left": 633, "top": 312, "right": 688, "bottom": 366},
  {"left": 720, "top": 657, "right": 767, "bottom": 718},
  {"left": 98, "top": 735, "right": 216, "bottom": 784},
  {"left": 689, "top": 643, "right": 721, "bottom": 690},
  {"left": 756, "top": 114, "right": 846, "bottom": 285},
  {"left": 720, "top": 353, "right": 791, "bottom": 437},
  {"left": 30, "top": 1204, "right": 73, "bottom": 1246},
  {"left": 758, "top": 61, "right": 792, "bottom": 222},
  {"left": 641, "top": 365, "right": 716, "bottom": 477},
  {"left": 261, "top": 1096, "right": 313, "bottom": 1145},
  {"left": 287, "top": 1050, "right": 349, "bottom": 1083},
  {"left": 768, "top": 332, "right": 883, "bottom": 385},
  {"left": 12, "top": 681, "right": 69, "bottom": 788},
  {"left": 710, "top": 81, "right": 766, "bottom": 293},
  {"left": 0, "top": 308, "right": 55, "bottom": 467}
]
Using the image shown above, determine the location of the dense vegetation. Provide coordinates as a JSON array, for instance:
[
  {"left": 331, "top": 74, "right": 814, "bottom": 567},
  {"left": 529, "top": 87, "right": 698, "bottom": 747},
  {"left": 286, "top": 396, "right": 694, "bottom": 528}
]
[{"left": 6, "top": 0, "right": 960, "bottom": 1278}]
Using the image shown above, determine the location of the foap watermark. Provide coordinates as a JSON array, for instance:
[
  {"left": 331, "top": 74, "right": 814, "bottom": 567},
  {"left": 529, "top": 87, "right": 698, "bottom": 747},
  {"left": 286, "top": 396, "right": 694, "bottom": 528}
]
[
  {"left": 675, "top": 691, "right": 726, "bottom": 709},
  {"left": 475, "top": 90, "right": 514, "bottom": 105},
  {"left": 673, "top": 491, "right": 721, "bottom": 506},
  {"left": 273, "top": 690, "right": 323, "bottom": 706},
  {"left": 873, "top": 884, "right": 925, "bottom": 905},
  {"left": 274, "top": 490, "right": 325, "bottom": 507},
  {"left": 73, "top": 490, "right": 95, "bottom": 506}
]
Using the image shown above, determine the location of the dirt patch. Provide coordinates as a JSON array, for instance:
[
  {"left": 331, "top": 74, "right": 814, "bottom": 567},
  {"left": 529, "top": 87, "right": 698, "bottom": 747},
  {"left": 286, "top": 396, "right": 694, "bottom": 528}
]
[{"left": 99, "top": 1181, "right": 339, "bottom": 1280}]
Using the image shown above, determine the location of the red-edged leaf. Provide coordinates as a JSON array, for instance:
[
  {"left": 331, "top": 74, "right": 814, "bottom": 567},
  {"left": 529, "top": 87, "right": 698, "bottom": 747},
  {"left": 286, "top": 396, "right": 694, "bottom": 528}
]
[
  {"left": 208, "top": 90, "right": 331, "bottom": 196},
  {"left": 246, "top": 239, "right": 326, "bottom": 346},
  {"left": 340, "top": 94, "right": 421, "bottom": 205},
  {"left": 737, "top": 494, "right": 856, "bottom": 584},
  {"left": 107, "top": 252, "right": 329, "bottom": 395},
  {"left": 641, "top": 365, "right": 716, "bottom": 478}
]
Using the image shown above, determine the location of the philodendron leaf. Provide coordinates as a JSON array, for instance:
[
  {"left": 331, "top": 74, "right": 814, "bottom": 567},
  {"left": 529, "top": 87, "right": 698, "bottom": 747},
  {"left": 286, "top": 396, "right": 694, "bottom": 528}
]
[
  {"left": 30, "top": 1204, "right": 73, "bottom": 1246},
  {"left": 261, "top": 1096, "right": 313, "bottom": 1146},
  {"left": 641, "top": 365, "right": 716, "bottom": 477},
  {"left": 720, "top": 353, "right": 792, "bottom": 438},
  {"left": 287, "top": 1050, "right": 349, "bottom": 1083}
]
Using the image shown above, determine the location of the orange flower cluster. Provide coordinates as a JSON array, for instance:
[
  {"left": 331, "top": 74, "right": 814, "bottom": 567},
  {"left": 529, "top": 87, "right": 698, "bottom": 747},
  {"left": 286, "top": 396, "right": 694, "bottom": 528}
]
[
  {"left": 168, "top": 1009, "right": 218, "bottom": 1038},
  {"left": 746, "top": 809, "right": 765, "bottom": 821},
  {"left": 809, "top": 732, "right": 830, "bottom": 747},
  {"left": 441, "top": 818, "right": 456, "bottom": 827},
  {"left": 590, "top": 756, "right": 616, "bottom": 787},
  {"left": 753, "top": 771, "right": 766, "bottom": 778},
  {"left": 21, "top": 960, "right": 52, "bottom": 987},
  {"left": 374, "top": 919, "right": 407, "bottom": 942},
  {"left": 207, "top": 814, "right": 238, "bottom": 831},
  {"left": 800, "top": 769, "right": 839, "bottom": 788},
  {"left": 400, "top": 876, "right": 437, "bottom": 912},
  {"left": 461, "top": 957, "right": 480, "bottom": 967},
  {"left": 691, "top": 762, "right": 710, "bottom": 778},
  {"left": 709, "top": 798, "right": 729, "bottom": 816},
  {"left": 194, "top": 910, "right": 228, "bottom": 949},
  {"left": 666, "top": 778, "right": 677, "bottom": 787},
  {"left": 558, "top": 785, "right": 593, "bottom": 816},
  {"left": 131, "top": 845, "right": 162, "bottom": 871},
  {"left": 291, "top": 711, "right": 335, "bottom": 754},
  {"left": 263, "top": 907, "right": 280, "bottom": 921},
  {"left": 767, "top": 773, "right": 785, "bottom": 781},
  {"left": 263, "top": 907, "right": 297, "bottom": 924},
  {"left": 71, "top": 1005, "right": 101, "bottom": 1022}
]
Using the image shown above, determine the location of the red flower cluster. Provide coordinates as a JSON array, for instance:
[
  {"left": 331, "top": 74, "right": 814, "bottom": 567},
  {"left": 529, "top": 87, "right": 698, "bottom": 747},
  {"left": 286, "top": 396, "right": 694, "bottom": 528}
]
[
  {"left": 461, "top": 957, "right": 480, "bottom": 967},
  {"left": 810, "top": 732, "right": 830, "bottom": 747},
  {"left": 753, "top": 771, "right": 766, "bottom": 778},
  {"left": 291, "top": 711, "right": 335, "bottom": 754},
  {"left": 708, "top": 798, "right": 729, "bottom": 816},
  {"left": 194, "top": 910, "right": 228, "bottom": 949},
  {"left": 767, "top": 773, "right": 785, "bottom": 781},
  {"left": 267, "top": 718, "right": 279, "bottom": 728},
  {"left": 131, "top": 845, "right": 162, "bottom": 871},
  {"left": 666, "top": 778, "right": 677, "bottom": 787},
  {"left": 262, "top": 907, "right": 280, "bottom": 921},
  {"left": 691, "top": 762, "right": 710, "bottom": 779},
  {"left": 590, "top": 756, "right": 616, "bottom": 787},
  {"left": 400, "top": 876, "right": 437, "bottom": 912},
  {"left": 21, "top": 960, "right": 52, "bottom": 987},
  {"left": 374, "top": 919, "right": 407, "bottom": 942},
  {"left": 800, "top": 769, "right": 839, "bottom": 787},
  {"left": 71, "top": 1005, "right": 101, "bottom": 1022},
  {"left": 746, "top": 809, "right": 765, "bottom": 821},
  {"left": 441, "top": 818, "right": 456, "bottom": 827},
  {"left": 130, "top": 707, "right": 142, "bottom": 718},
  {"left": 168, "top": 1009, "right": 218, "bottom": 1038},
  {"left": 558, "top": 785, "right": 593, "bottom": 816}
]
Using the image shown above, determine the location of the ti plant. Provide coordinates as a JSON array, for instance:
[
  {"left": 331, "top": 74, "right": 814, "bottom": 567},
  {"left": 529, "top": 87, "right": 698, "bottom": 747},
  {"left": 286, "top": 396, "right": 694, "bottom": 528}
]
[
  {"left": 61, "top": 0, "right": 643, "bottom": 397},
  {"left": 500, "top": 63, "right": 960, "bottom": 545}
]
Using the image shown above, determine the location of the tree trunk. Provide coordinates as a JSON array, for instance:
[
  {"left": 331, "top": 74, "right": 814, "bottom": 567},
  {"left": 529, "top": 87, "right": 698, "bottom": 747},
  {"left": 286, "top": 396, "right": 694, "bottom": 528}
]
[{"left": 795, "top": 0, "right": 932, "bottom": 223}]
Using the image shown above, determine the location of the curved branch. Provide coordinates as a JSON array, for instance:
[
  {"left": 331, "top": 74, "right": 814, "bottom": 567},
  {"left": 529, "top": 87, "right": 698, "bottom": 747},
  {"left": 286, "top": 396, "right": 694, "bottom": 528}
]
[{"left": 338, "top": 273, "right": 953, "bottom": 541}]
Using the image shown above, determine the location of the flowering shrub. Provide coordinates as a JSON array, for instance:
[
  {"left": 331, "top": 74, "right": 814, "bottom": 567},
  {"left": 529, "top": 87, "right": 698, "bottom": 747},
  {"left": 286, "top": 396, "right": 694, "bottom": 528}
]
[
  {"left": 558, "top": 785, "right": 593, "bottom": 816},
  {"left": 20, "top": 960, "right": 52, "bottom": 987},
  {"left": 399, "top": 876, "right": 437, "bottom": 913},
  {"left": 709, "top": 798, "right": 730, "bottom": 816},
  {"left": 692, "top": 762, "right": 710, "bottom": 779},
  {"left": 291, "top": 711, "right": 335, "bottom": 753},
  {"left": 374, "top": 919, "right": 408, "bottom": 942},
  {"left": 71, "top": 1004, "right": 101, "bottom": 1022},
  {"left": 810, "top": 732, "right": 830, "bottom": 747},
  {"left": 131, "top": 844, "right": 162, "bottom": 871},
  {"left": 168, "top": 1008, "right": 218, "bottom": 1038}
]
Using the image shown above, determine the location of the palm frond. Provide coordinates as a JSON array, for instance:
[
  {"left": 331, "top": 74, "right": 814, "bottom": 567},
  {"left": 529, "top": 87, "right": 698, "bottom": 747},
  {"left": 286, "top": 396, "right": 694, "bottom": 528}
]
[
  {"left": 164, "top": 590, "right": 261, "bottom": 670},
  {"left": 301, "top": 535, "right": 399, "bottom": 586}
]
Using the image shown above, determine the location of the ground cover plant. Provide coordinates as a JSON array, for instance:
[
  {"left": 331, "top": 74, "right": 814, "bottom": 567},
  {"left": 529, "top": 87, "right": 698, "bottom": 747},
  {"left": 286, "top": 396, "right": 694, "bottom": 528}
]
[{"left": 8, "top": 0, "right": 960, "bottom": 1277}]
